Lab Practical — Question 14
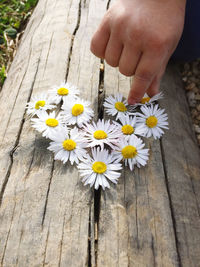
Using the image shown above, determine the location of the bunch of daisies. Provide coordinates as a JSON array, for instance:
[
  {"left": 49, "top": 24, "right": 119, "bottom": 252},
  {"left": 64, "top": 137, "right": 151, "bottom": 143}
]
[{"left": 26, "top": 82, "right": 168, "bottom": 190}]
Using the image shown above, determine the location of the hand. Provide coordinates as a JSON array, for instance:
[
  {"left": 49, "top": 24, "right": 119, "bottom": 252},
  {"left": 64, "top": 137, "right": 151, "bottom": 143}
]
[{"left": 90, "top": 0, "right": 186, "bottom": 104}]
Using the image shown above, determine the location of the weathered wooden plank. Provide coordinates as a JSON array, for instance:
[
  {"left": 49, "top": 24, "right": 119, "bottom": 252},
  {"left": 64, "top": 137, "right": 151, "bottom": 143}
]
[
  {"left": 1, "top": 0, "right": 200, "bottom": 266},
  {"left": 92, "top": 6, "right": 200, "bottom": 266},
  {"left": 97, "top": 65, "right": 180, "bottom": 266},
  {"left": 0, "top": 0, "right": 105, "bottom": 265},
  {"left": 0, "top": 0, "right": 79, "bottom": 196},
  {"left": 40, "top": 0, "right": 108, "bottom": 265},
  {"left": 160, "top": 64, "right": 200, "bottom": 267}
]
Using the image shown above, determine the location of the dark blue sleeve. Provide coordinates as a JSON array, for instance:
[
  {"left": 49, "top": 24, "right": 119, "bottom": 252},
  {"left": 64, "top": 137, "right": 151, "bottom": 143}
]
[{"left": 172, "top": 0, "right": 200, "bottom": 61}]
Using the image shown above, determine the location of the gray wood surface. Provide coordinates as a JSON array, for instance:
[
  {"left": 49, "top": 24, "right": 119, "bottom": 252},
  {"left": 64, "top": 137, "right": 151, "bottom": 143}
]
[
  {"left": 0, "top": 0, "right": 200, "bottom": 266},
  {"left": 97, "top": 64, "right": 200, "bottom": 267}
]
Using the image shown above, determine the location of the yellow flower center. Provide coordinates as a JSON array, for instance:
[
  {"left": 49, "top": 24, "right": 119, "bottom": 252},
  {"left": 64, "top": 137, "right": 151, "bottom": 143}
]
[
  {"left": 92, "top": 161, "right": 107, "bottom": 174},
  {"left": 122, "top": 124, "right": 134, "bottom": 135},
  {"left": 71, "top": 104, "right": 84, "bottom": 116},
  {"left": 121, "top": 145, "right": 137, "bottom": 159},
  {"left": 45, "top": 118, "right": 59, "bottom": 127},
  {"left": 35, "top": 100, "right": 46, "bottom": 110},
  {"left": 62, "top": 139, "right": 76, "bottom": 151},
  {"left": 57, "top": 87, "right": 69, "bottom": 96},
  {"left": 141, "top": 97, "right": 151, "bottom": 104},
  {"left": 146, "top": 116, "right": 158, "bottom": 128},
  {"left": 115, "top": 102, "right": 127, "bottom": 112},
  {"left": 93, "top": 130, "right": 107, "bottom": 140}
]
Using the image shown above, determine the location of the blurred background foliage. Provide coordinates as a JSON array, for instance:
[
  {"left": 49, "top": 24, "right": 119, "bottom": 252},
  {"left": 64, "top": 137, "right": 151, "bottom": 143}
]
[{"left": 0, "top": 0, "right": 38, "bottom": 88}]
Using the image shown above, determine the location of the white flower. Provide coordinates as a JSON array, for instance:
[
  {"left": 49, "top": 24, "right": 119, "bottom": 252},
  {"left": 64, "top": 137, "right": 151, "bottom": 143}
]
[
  {"left": 48, "top": 81, "right": 79, "bottom": 104},
  {"left": 48, "top": 127, "right": 87, "bottom": 165},
  {"left": 114, "top": 115, "right": 145, "bottom": 139},
  {"left": 61, "top": 98, "right": 94, "bottom": 127},
  {"left": 26, "top": 93, "right": 56, "bottom": 116},
  {"left": 113, "top": 135, "right": 149, "bottom": 171},
  {"left": 129, "top": 92, "right": 164, "bottom": 110},
  {"left": 103, "top": 93, "right": 132, "bottom": 120},
  {"left": 31, "top": 111, "right": 64, "bottom": 138},
  {"left": 83, "top": 119, "right": 122, "bottom": 149},
  {"left": 137, "top": 104, "right": 169, "bottom": 139},
  {"left": 77, "top": 147, "right": 122, "bottom": 190}
]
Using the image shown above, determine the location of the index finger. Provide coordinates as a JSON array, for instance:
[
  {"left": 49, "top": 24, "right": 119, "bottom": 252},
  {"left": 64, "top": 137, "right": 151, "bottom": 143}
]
[{"left": 128, "top": 52, "right": 162, "bottom": 104}]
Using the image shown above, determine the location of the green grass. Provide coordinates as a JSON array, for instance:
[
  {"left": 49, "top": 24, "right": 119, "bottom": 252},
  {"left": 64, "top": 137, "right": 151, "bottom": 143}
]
[{"left": 0, "top": 0, "right": 38, "bottom": 87}]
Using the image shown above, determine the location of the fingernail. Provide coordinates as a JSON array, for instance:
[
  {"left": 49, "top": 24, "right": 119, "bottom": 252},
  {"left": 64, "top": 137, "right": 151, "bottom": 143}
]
[{"left": 128, "top": 98, "right": 136, "bottom": 105}]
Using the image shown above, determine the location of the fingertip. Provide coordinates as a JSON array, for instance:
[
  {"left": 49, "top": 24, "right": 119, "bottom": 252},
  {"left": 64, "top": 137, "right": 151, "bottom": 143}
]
[
  {"left": 128, "top": 84, "right": 145, "bottom": 105},
  {"left": 147, "top": 89, "right": 159, "bottom": 98},
  {"left": 128, "top": 97, "right": 137, "bottom": 105},
  {"left": 147, "top": 77, "right": 161, "bottom": 97}
]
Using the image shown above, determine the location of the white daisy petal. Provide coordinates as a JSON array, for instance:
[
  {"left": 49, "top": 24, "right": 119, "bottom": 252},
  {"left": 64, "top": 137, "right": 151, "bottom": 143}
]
[
  {"left": 114, "top": 114, "right": 146, "bottom": 140},
  {"left": 83, "top": 119, "right": 123, "bottom": 149},
  {"left": 60, "top": 97, "right": 94, "bottom": 127},
  {"left": 128, "top": 92, "right": 164, "bottom": 111},
  {"left": 137, "top": 104, "right": 169, "bottom": 139},
  {"left": 77, "top": 147, "right": 122, "bottom": 190},
  {"left": 26, "top": 93, "right": 56, "bottom": 116},
  {"left": 113, "top": 135, "right": 149, "bottom": 171},
  {"left": 48, "top": 82, "right": 79, "bottom": 104},
  {"left": 46, "top": 126, "right": 87, "bottom": 165},
  {"left": 103, "top": 93, "right": 132, "bottom": 120},
  {"left": 31, "top": 110, "right": 65, "bottom": 139}
]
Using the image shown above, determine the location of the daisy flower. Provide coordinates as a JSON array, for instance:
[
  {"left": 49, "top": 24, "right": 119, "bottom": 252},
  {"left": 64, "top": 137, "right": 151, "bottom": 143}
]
[
  {"left": 48, "top": 81, "right": 79, "bottom": 104},
  {"left": 129, "top": 92, "right": 163, "bottom": 110},
  {"left": 137, "top": 104, "right": 169, "bottom": 139},
  {"left": 77, "top": 147, "right": 122, "bottom": 190},
  {"left": 113, "top": 135, "right": 149, "bottom": 171},
  {"left": 83, "top": 119, "right": 122, "bottom": 149},
  {"left": 48, "top": 127, "right": 87, "bottom": 165},
  {"left": 103, "top": 93, "right": 131, "bottom": 120},
  {"left": 26, "top": 93, "right": 56, "bottom": 116},
  {"left": 61, "top": 98, "right": 94, "bottom": 127},
  {"left": 114, "top": 115, "right": 145, "bottom": 139},
  {"left": 31, "top": 110, "right": 64, "bottom": 139}
]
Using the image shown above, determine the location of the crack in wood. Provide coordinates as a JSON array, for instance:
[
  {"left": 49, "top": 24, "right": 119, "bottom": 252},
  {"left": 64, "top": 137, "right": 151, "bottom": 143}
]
[
  {"left": 94, "top": 188, "right": 101, "bottom": 267},
  {"left": 41, "top": 161, "right": 54, "bottom": 226},
  {"left": 98, "top": 59, "right": 105, "bottom": 119},
  {"left": 58, "top": 206, "right": 67, "bottom": 267},
  {"left": 42, "top": 32, "right": 54, "bottom": 79},
  {"left": 188, "top": 174, "right": 200, "bottom": 218},
  {"left": 0, "top": 58, "right": 40, "bottom": 208},
  {"left": 151, "top": 235, "right": 156, "bottom": 267},
  {"left": 23, "top": 146, "right": 36, "bottom": 181},
  {"left": 0, "top": 194, "right": 17, "bottom": 265},
  {"left": 134, "top": 176, "right": 140, "bottom": 250},
  {"left": 65, "top": 0, "right": 82, "bottom": 81},
  {"left": 160, "top": 139, "right": 182, "bottom": 267},
  {"left": 16, "top": 227, "right": 24, "bottom": 266},
  {"left": 93, "top": 0, "right": 111, "bottom": 261},
  {"left": 87, "top": 205, "right": 92, "bottom": 267},
  {"left": 180, "top": 134, "right": 200, "bottom": 218},
  {"left": 93, "top": 58, "right": 105, "bottom": 266},
  {"left": 42, "top": 220, "right": 51, "bottom": 267},
  {"left": 106, "top": 0, "right": 111, "bottom": 10}
]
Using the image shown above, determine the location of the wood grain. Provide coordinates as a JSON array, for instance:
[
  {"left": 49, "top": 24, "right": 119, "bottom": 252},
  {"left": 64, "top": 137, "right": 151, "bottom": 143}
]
[
  {"left": 97, "top": 66, "right": 180, "bottom": 267},
  {"left": 160, "top": 64, "right": 200, "bottom": 267},
  {"left": 0, "top": 0, "right": 200, "bottom": 266},
  {"left": 0, "top": 0, "right": 104, "bottom": 265}
]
